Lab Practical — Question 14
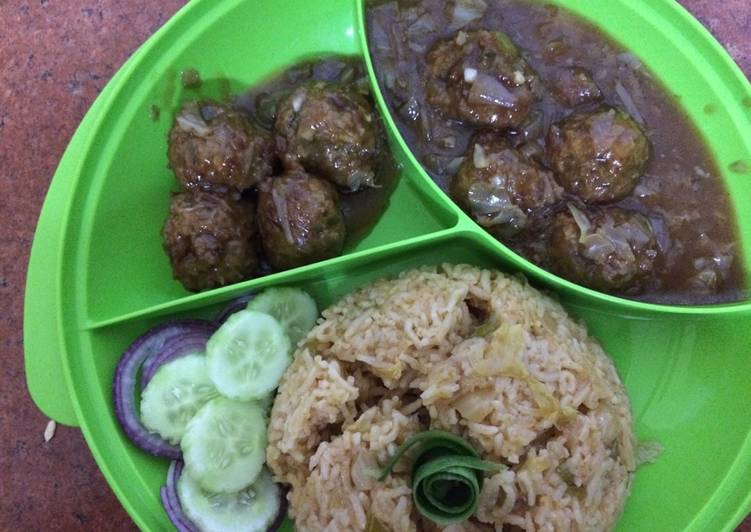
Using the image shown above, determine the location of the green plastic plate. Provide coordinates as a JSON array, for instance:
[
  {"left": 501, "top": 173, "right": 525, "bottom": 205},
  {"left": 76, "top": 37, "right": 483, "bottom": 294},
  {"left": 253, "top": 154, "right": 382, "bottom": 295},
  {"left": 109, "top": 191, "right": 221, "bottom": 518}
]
[{"left": 24, "top": 0, "right": 751, "bottom": 530}]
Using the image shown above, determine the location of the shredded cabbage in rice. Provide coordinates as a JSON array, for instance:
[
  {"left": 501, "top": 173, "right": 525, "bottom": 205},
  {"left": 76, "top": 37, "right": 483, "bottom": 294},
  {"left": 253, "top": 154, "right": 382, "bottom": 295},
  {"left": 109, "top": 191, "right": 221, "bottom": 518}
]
[{"left": 267, "top": 265, "right": 638, "bottom": 531}]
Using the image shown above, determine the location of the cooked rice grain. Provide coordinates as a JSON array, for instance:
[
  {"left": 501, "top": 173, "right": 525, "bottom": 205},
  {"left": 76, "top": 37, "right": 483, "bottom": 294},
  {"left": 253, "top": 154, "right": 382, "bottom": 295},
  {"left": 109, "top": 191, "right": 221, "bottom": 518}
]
[{"left": 267, "top": 265, "right": 636, "bottom": 531}]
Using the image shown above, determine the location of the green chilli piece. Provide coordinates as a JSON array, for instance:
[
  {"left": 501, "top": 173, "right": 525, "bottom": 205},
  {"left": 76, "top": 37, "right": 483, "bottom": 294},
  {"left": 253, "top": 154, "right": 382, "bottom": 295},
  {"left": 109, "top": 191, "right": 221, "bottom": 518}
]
[{"left": 378, "top": 430, "right": 503, "bottom": 526}]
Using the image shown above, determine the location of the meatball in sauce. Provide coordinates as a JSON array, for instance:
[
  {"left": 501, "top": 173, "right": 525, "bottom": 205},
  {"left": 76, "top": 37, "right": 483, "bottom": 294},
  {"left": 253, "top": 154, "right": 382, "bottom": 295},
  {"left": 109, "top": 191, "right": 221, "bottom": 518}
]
[
  {"left": 168, "top": 100, "right": 276, "bottom": 192},
  {"left": 451, "top": 133, "right": 561, "bottom": 238},
  {"left": 162, "top": 191, "right": 259, "bottom": 292},
  {"left": 274, "top": 82, "right": 381, "bottom": 191},
  {"left": 547, "top": 107, "right": 650, "bottom": 204},
  {"left": 426, "top": 30, "right": 539, "bottom": 129},
  {"left": 549, "top": 205, "right": 659, "bottom": 292},
  {"left": 257, "top": 171, "right": 346, "bottom": 271}
]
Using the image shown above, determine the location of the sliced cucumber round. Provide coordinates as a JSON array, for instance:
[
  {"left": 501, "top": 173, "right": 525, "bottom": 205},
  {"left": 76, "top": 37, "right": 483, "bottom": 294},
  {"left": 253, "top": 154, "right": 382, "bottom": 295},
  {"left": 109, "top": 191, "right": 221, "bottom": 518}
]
[
  {"left": 206, "top": 310, "right": 291, "bottom": 400},
  {"left": 140, "top": 354, "right": 218, "bottom": 445},
  {"left": 177, "top": 468, "right": 281, "bottom": 532},
  {"left": 181, "top": 397, "right": 267, "bottom": 493},
  {"left": 247, "top": 287, "right": 318, "bottom": 347}
]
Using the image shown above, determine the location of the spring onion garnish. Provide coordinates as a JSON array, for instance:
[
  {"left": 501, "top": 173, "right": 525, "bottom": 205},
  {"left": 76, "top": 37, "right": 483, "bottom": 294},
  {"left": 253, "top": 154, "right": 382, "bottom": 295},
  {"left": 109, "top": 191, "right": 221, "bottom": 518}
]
[{"left": 378, "top": 430, "right": 503, "bottom": 525}]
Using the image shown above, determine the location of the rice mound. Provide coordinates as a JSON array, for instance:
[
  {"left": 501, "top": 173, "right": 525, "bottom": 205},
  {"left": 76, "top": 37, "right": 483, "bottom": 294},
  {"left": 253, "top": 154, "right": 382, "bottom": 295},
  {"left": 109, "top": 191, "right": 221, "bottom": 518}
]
[{"left": 267, "top": 264, "right": 636, "bottom": 531}]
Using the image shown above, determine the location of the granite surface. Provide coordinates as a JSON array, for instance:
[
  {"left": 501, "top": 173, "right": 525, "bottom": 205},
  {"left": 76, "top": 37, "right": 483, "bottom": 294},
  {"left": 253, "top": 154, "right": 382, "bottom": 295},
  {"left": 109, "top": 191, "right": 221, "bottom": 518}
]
[{"left": 0, "top": 0, "right": 749, "bottom": 530}]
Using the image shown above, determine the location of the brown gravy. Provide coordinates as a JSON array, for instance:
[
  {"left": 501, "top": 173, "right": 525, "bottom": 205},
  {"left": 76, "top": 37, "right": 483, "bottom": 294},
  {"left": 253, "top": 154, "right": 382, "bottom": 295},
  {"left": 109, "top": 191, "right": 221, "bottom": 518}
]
[{"left": 367, "top": 0, "right": 745, "bottom": 304}]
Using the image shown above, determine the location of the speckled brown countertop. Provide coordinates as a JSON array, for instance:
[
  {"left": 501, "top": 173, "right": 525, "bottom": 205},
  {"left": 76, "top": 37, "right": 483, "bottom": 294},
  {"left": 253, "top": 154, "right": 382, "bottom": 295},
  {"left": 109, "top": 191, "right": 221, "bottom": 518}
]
[{"left": 0, "top": 1, "right": 749, "bottom": 530}]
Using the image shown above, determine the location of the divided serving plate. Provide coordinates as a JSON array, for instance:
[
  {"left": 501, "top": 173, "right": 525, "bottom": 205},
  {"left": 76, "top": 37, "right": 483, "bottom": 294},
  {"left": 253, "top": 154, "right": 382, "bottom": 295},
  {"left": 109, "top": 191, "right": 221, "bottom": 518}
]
[{"left": 24, "top": 0, "right": 751, "bottom": 530}]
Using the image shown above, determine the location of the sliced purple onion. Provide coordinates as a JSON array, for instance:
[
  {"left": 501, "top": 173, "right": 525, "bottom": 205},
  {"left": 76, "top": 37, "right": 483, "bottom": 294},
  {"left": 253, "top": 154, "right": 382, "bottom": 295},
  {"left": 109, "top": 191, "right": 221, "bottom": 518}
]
[
  {"left": 468, "top": 73, "right": 518, "bottom": 108},
  {"left": 113, "top": 320, "right": 213, "bottom": 459},
  {"left": 268, "top": 487, "right": 290, "bottom": 532},
  {"left": 162, "top": 461, "right": 200, "bottom": 532},
  {"left": 176, "top": 103, "right": 212, "bottom": 137},
  {"left": 213, "top": 293, "right": 256, "bottom": 326},
  {"left": 140, "top": 332, "right": 213, "bottom": 390},
  {"left": 141, "top": 320, "right": 216, "bottom": 382},
  {"left": 614, "top": 81, "right": 645, "bottom": 125}
]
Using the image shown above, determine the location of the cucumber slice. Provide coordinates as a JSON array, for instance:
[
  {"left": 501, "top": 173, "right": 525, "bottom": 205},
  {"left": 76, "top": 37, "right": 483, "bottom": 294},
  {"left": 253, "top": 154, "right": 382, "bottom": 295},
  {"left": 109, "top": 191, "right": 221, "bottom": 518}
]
[
  {"left": 247, "top": 287, "right": 318, "bottom": 347},
  {"left": 140, "top": 354, "right": 218, "bottom": 445},
  {"left": 181, "top": 397, "right": 267, "bottom": 493},
  {"left": 177, "top": 468, "right": 281, "bottom": 532},
  {"left": 206, "top": 310, "right": 291, "bottom": 400}
]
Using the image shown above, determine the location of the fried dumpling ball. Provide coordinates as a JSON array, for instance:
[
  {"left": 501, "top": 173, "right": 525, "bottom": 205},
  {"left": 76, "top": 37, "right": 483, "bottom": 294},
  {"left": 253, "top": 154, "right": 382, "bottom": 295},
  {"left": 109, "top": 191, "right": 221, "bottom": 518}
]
[
  {"left": 162, "top": 190, "right": 259, "bottom": 292},
  {"left": 274, "top": 83, "right": 380, "bottom": 192},
  {"left": 168, "top": 100, "right": 276, "bottom": 192},
  {"left": 257, "top": 170, "right": 346, "bottom": 270},
  {"left": 451, "top": 133, "right": 561, "bottom": 238},
  {"left": 547, "top": 107, "right": 650, "bottom": 204},
  {"left": 425, "top": 30, "right": 539, "bottom": 129},
  {"left": 549, "top": 204, "right": 659, "bottom": 292}
]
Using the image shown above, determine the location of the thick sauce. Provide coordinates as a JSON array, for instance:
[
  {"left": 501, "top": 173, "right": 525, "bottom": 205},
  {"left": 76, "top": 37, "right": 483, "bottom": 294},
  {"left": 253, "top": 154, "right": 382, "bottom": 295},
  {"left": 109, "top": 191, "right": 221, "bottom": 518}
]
[{"left": 367, "top": 0, "right": 745, "bottom": 304}]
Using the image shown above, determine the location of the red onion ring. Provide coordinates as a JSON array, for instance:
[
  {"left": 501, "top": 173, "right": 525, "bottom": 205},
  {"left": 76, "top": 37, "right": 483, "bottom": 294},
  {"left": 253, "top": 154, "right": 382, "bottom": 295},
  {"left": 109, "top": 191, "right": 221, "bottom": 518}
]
[
  {"left": 213, "top": 293, "right": 256, "bottom": 326},
  {"left": 161, "top": 461, "right": 200, "bottom": 532},
  {"left": 139, "top": 320, "right": 215, "bottom": 384},
  {"left": 140, "top": 332, "right": 213, "bottom": 390},
  {"left": 268, "top": 487, "right": 290, "bottom": 532},
  {"left": 113, "top": 320, "right": 213, "bottom": 459}
]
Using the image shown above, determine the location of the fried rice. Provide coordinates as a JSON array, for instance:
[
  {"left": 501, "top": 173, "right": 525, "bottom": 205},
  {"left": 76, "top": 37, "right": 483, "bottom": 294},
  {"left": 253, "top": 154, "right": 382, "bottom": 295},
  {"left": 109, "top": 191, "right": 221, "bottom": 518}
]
[{"left": 267, "top": 264, "right": 636, "bottom": 531}]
